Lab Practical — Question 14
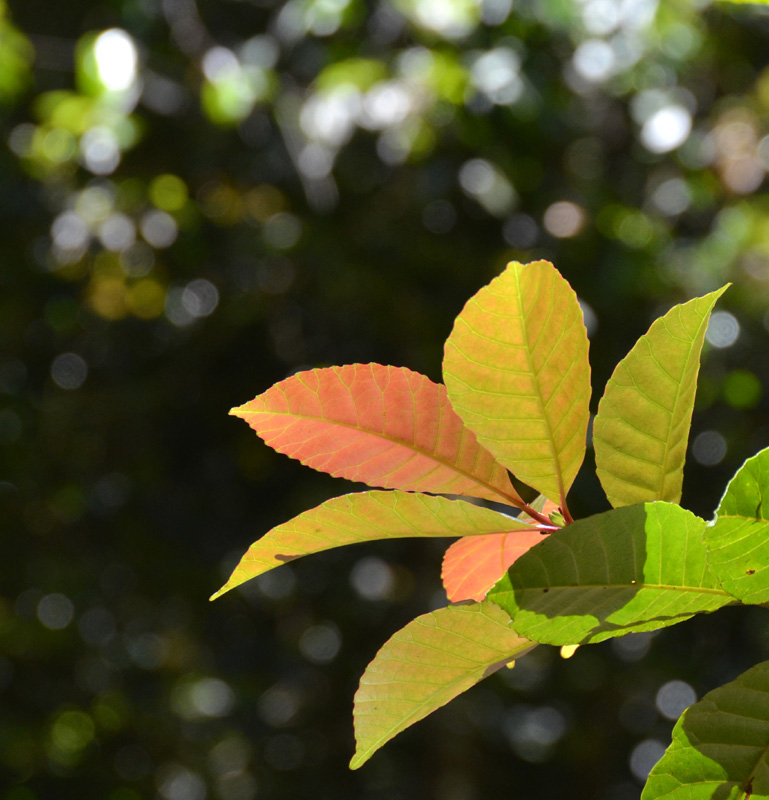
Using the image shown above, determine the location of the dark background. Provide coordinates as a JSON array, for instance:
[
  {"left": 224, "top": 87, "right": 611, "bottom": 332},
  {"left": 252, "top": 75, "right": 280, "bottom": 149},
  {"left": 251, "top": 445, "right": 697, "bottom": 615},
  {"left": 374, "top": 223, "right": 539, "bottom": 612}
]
[{"left": 2, "top": 0, "right": 769, "bottom": 798}]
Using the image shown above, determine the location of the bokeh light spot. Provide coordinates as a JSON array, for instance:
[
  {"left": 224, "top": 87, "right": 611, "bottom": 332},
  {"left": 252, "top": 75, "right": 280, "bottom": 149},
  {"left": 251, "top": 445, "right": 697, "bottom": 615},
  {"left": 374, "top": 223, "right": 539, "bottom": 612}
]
[
  {"left": 706, "top": 311, "right": 740, "bottom": 348},
  {"left": 350, "top": 557, "right": 395, "bottom": 600},
  {"left": 641, "top": 105, "right": 692, "bottom": 154},
  {"left": 655, "top": 680, "right": 696, "bottom": 720},
  {"left": 543, "top": 201, "right": 586, "bottom": 238},
  {"left": 94, "top": 29, "right": 138, "bottom": 92},
  {"left": 50, "top": 353, "right": 88, "bottom": 390},
  {"left": 37, "top": 593, "right": 75, "bottom": 630},
  {"left": 629, "top": 739, "right": 665, "bottom": 781},
  {"left": 723, "top": 369, "right": 763, "bottom": 409},
  {"left": 298, "top": 623, "right": 341, "bottom": 664},
  {"left": 691, "top": 430, "right": 727, "bottom": 466},
  {"left": 149, "top": 174, "right": 188, "bottom": 212}
]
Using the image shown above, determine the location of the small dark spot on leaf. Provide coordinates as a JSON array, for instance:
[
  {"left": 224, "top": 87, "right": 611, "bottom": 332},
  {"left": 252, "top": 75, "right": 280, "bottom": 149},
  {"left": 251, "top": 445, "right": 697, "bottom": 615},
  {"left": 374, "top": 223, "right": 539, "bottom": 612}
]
[
  {"left": 543, "top": 588, "right": 549, "bottom": 593},
  {"left": 274, "top": 553, "right": 298, "bottom": 563},
  {"left": 746, "top": 569, "right": 756, "bottom": 575}
]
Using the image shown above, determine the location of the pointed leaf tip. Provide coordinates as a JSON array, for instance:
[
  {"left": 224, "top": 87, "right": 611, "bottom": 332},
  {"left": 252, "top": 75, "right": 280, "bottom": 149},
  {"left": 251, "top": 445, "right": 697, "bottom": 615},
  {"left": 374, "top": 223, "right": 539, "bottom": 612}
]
[
  {"left": 593, "top": 285, "right": 729, "bottom": 508},
  {"left": 351, "top": 602, "right": 534, "bottom": 768},
  {"left": 443, "top": 260, "right": 591, "bottom": 505},
  {"left": 231, "top": 364, "right": 519, "bottom": 503},
  {"left": 215, "top": 491, "right": 531, "bottom": 597}
]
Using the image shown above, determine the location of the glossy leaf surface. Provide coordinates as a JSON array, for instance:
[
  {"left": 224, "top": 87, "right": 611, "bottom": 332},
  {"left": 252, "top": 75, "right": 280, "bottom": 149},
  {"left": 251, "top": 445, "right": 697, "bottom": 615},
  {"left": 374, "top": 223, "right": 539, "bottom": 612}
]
[
  {"left": 231, "top": 363, "right": 518, "bottom": 503},
  {"left": 212, "top": 491, "right": 531, "bottom": 600},
  {"left": 351, "top": 601, "right": 535, "bottom": 769},
  {"left": 593, "top": 287, "right": 727, "bottom": 508},
  {"left": 704, "top": 446, "right": 769, "bottom": 605},
  {"left": 643, "top": 660, "right": 769, "bottom": 800},
  {"left": 488, "top": 502, "right": 732, "bottom": 645},
  {"left": 443, "top": 260, "right": 591, "bottom": 504}
]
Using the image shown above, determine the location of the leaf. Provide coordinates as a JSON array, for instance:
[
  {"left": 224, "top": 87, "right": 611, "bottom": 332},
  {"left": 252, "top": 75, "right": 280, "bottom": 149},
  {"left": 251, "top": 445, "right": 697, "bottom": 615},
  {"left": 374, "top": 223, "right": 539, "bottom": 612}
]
[
  {"left": 350, "top": 601, "right": 535, "bottom": 769},
  {"left": 443, "top": 260, "right": 591, "bottom": 505},
  {"left": 211, "top": 491, "right": 533, "bottom": 600},
  {"left": 441, "top": 531, "right": 550, "bottom": 602},
  {"left": 442, "top": 499, "right": 559, "bottom": 602},
  {"left": 231, "top": 363, "right": 518, "bottom": 504},
  {"left": 643, "top": 660, "right": 769, "bottom": 800},
  {"left": 593, "top": 287, "right": 728, "bottom": 508},
  {"left": 703, "top": 446, "right": 769, "bottom": 605},
  {"left": 488, "top": 502, "right": 733, "bottom": 646}
]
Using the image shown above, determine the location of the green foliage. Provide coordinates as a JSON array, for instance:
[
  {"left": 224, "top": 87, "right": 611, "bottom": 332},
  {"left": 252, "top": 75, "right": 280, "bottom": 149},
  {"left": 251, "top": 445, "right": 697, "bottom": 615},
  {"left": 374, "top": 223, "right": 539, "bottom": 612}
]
[
  {"left": 643, "top": 660, "right": 769, "bottom": 800},
  {"left": 220, "top": 258, "right": 769, "bottom": 797}
]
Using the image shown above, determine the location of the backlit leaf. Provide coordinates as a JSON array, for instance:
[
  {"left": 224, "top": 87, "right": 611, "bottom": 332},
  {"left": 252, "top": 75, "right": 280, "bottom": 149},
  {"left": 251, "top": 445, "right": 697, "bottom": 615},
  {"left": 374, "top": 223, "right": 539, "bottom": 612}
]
[
  {"left": 488, "top": 502, "right": 733, "bottom": 646},
  {"left": 442, "top": 499, "right": 558, "bottom": 602},
  {"left": 593, "top": 287, "right": 728, "bottom": 508},
  {"left": 643, "top": 660, "right": 769, "bottom": 800},
  {"left": 703, "top": 446, "right": 769, "bottom": 605},
  {"left": 443, "top": 260, "right": 591, "bottom": 504},
  {"left": 212, "top": 491, "right": 533, "bottom": 600},
  {"left": 231, "top": 363, "right": 519, "bottom": 504},
  {"left": 350, "top": 601, "right": 535, "bottom": 769},
  {"left": 441, "top": 531, "right": 549, "bottom": 602}
]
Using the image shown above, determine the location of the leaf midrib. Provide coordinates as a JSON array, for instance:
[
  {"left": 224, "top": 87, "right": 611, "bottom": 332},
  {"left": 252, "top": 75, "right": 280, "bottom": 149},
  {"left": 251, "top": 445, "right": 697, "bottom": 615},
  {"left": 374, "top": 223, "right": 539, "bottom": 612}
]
[
  {"left": 507, "top": 583, "right": 731, "bottom": 596},
  {"left": 237, "top": 406, "right": 519, "bottom": 504},
  {"left": 514, "top": 266, "right": 566, "bottom": 503},
  {"left": 352, "top": 635, "right": 529, "bottom": 767}
]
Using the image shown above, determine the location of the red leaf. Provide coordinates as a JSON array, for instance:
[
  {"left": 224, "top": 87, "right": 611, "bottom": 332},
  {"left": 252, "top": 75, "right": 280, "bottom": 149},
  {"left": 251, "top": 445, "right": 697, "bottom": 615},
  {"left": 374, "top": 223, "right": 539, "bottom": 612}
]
[
  {"left": 442, "top": 531, "right": 550, "bottom": 602},
  {"left": 232, "top": 364, "right": 519, "bottom": 503}
]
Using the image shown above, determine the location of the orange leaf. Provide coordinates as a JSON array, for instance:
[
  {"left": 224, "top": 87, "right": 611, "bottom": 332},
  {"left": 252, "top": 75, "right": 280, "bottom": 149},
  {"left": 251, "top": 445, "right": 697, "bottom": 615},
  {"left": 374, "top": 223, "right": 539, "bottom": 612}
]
[
  {"left": 442, "top": 531, "right": 548, "bottom": 602},
  {"left": 442, "top": 498, "right": 558, "bottom": 601},
  {"left": 231, "top": 364, "right": 520, "bottom": 503}
]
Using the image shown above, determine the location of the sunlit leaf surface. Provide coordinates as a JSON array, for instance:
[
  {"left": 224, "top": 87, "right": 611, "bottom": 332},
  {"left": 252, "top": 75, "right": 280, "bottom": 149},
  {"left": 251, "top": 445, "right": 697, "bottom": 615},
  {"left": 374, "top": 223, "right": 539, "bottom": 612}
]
[
  {"left": 593, "top": 287, "right": 727, "bottom": 508},
  {"left": 351, "top": 601, "right": 535, "bottom": 769},
  {"left": 441, "top": 497, "right": 558, "bottom": 602},
  {"left": 442, "top": 530, "right": 549, "bottom": 602},
  {"left": 443, "top": 260, "right": 591, "bottom": 504},
  {"left": 643, "top": 660, "right": 769, "bottom": 800},
  {"left": 231, "top": 363, "right": 519, "bottom": 503},
  {"left": 704, "top": 446, "right": 769, "bottom": 604},
  {"left": 212, "top": 491, "right": 531, "bottom": 599},
  {"left": 488, "top": 503, "right": 732, "bottom": 645}
]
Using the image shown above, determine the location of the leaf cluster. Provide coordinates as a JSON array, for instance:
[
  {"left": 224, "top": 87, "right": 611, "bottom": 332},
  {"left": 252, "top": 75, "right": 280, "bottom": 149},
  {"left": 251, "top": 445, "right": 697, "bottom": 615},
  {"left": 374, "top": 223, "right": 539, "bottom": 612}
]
[{"left": 214, "top": 261, "right": 769, "bottom": 798}]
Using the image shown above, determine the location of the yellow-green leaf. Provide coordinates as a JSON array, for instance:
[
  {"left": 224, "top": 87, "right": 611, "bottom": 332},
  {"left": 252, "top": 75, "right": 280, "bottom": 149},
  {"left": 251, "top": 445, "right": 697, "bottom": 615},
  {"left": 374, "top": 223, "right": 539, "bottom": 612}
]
[
  {"left": 351, "top": 601, "right": 535, "bottom": 769},
  {"left": 443, "top": 260, "right": 591, "bottom": 505},
  {"left": 211, "top": 491, "right": 534, "bottom": 600},
  {"left": 593, "top": 286, "right": 729, "bottom": 508}
]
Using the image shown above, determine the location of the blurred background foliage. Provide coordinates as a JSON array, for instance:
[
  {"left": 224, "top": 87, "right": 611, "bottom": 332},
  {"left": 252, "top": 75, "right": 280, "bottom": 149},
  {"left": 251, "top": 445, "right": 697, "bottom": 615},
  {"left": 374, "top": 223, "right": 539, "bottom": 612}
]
[{"left": 2, "top": 0, "right": 769, "bottom": 798}]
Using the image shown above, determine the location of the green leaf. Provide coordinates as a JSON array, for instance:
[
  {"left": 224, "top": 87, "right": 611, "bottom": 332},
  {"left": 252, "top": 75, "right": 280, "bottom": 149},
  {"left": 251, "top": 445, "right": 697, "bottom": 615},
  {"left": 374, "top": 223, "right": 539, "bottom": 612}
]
[
  {"left": 443, "top": 260, "right": 591, "bottom": 505},
  {"left": 350, "top": 601, "right": 535, "bottom": 769},
  {"left": 488, "top": 503, "right": 733, "bottom": 646},
  {"left": 211, "top": 491, "right": 534, "bottom": 600},
  {"left": 593, "top": 287, "right": 728, "bottom": 509},
  {"left": 703, "top": 446, "right": 769, "bottom": 605},
  {"left": 643, "top": 659, "right": 769, "bottom": 800}
]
